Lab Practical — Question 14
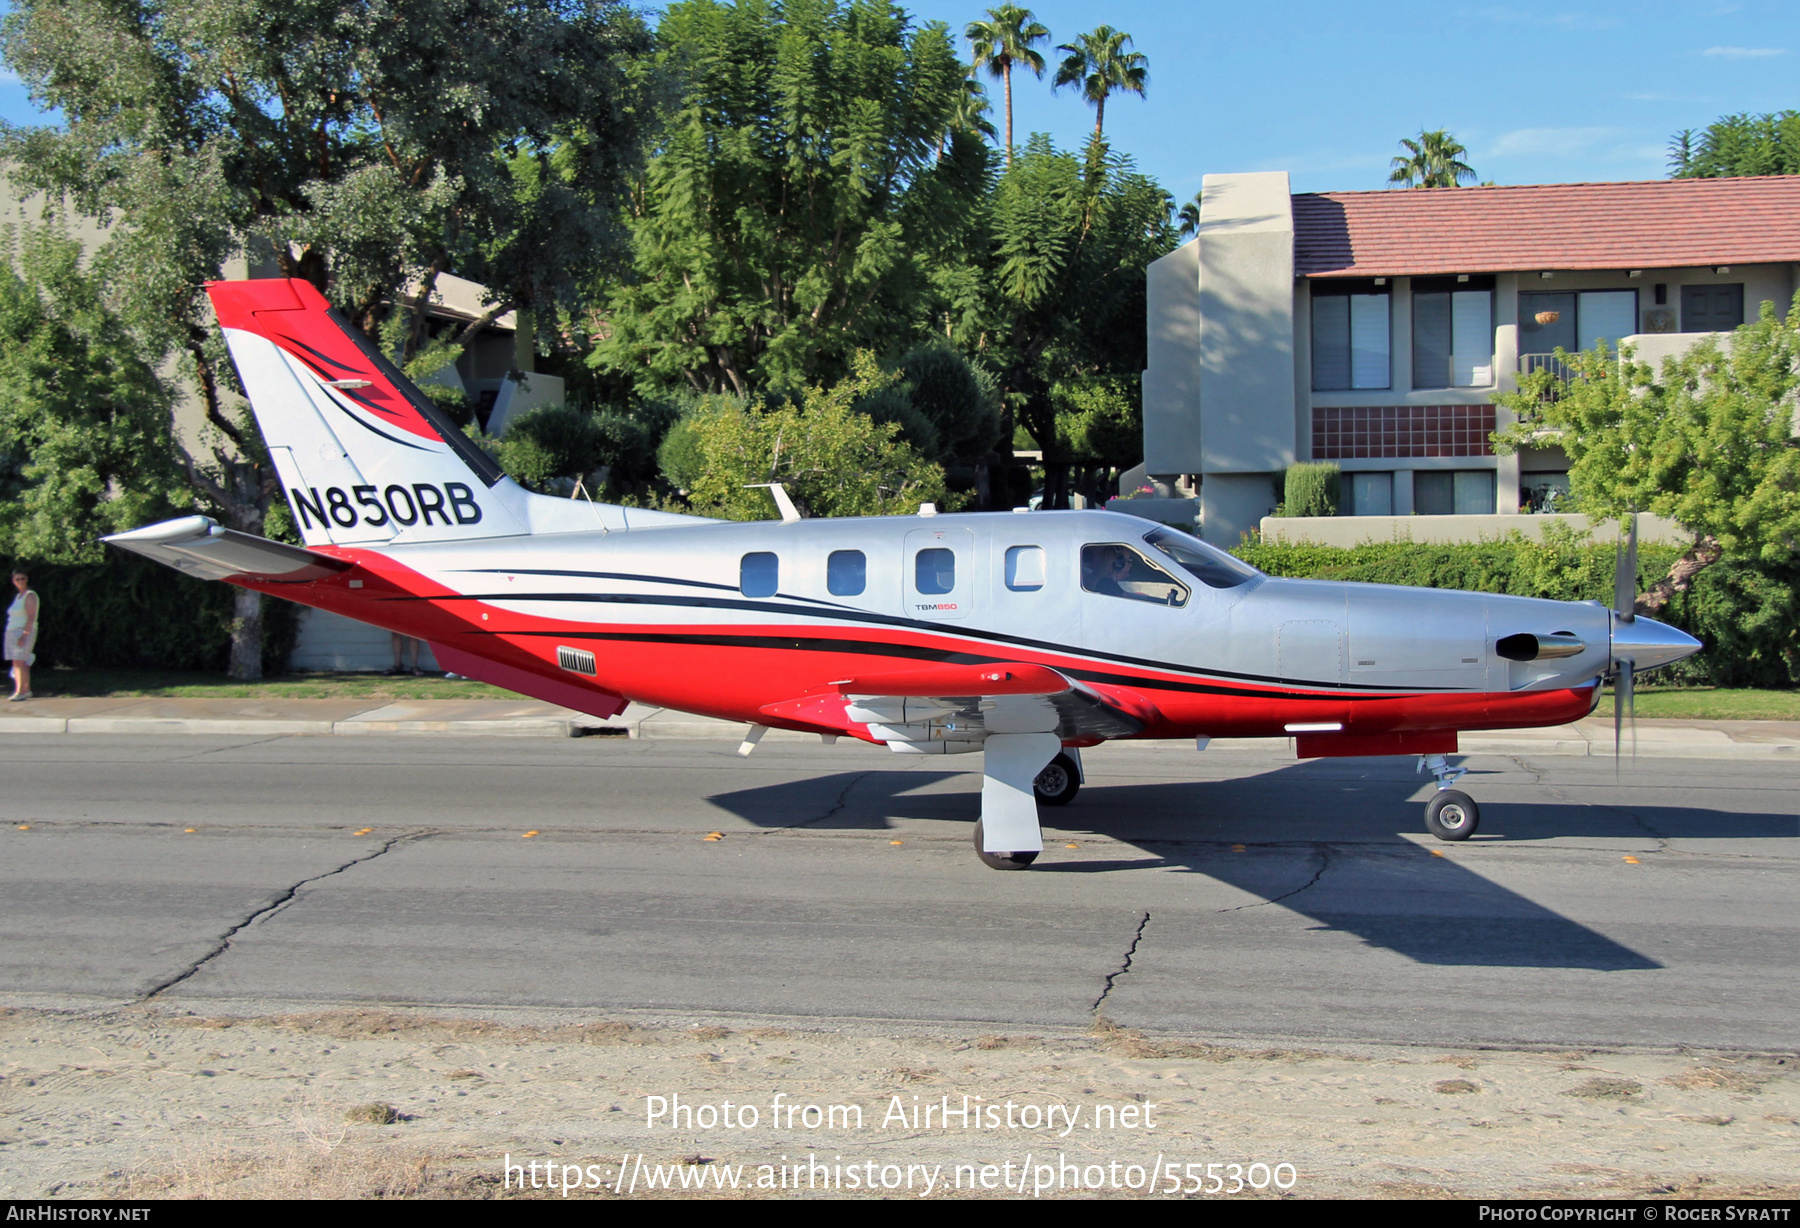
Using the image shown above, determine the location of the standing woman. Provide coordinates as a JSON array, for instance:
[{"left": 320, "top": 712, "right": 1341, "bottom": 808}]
[{"left": 7, "top": 570, "right": 38, "bottom": 701}]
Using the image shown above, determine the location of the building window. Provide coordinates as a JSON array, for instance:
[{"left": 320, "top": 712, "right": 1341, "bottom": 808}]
[
  {"left": 1312, "top": 280, "right": 1390, "bottom": 391},
  {"left": 1522, "top": 473, "right": 1571, "bottom": 514},
  {"left": 740, "top": 552, "right": 778, "bottom": 598},
  {"left": 826, "top": 550, "right": 865, "bottom": 596},
  {"left": 1312, "top": 405, "right": 1495, "bottom": 460},
  {"left": 1681, "top": 284, "right": 1744, "bottom": 332},
  {"left": 1344, "top": 472, "right": 1393, "bottom": 516},
  {"left": 1519, "top": 290, "right": 1638, "bottom": 371},
  {"left": 1414, "top": 470, "right": 1496, "bottom": 516},
  {"left": 1412, "top": 276, "right": 1494, "bottom": 389}
]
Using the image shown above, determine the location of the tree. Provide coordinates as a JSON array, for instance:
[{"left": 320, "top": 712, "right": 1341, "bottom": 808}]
[
  {"left": 594, "top": 0, "right": 967, "bottom": 398},
  {"left": 1051, "top": 25, "right": 1147, "bottom": 139},
  {"left": 965, "top": 5, "right": 1049, "bottom": 167},
  {"left": 0, "top": 224, "right": 183, "bottom": 561},
  {"left": 1669, "top": 111, "right": 1800, "bottom": 178},
  {"left": 0, "top": 0, "right": 649, "bottom": 675},
  {"left": 1492, "top": 295, "right": 1800, "bottom": 614},
  {"left": 1388, "top": 129, "right": 1477, "bottom": 188},
  {"left": 938, "top": 67, "right": 997, "bottom": 160},
  {"left": 982, "top": 136, "right": 1175, "bottom": 508},
  {"left": 1176, "top": 191, "right": 1202, "bottom": 238},
  {"left": 675, "top": 357, "right": 949, "bottom": 520}
]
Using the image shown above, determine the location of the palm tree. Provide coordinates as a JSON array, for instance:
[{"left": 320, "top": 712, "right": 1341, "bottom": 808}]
[
  {"left": 939, "top": 67, "right": 998, "bottom": 160},
  {"left": 1388, "top": 129, "right": 1477, "bottom": 188},
  {"left": 965, "top": 5, "right": 1049, "bottom": 167},
  {"left": 1176, "top": 192, "right": 1202, "bottom": 238},
  {"left": 1052, "top": 25, "right": 1148, "bottom": 139}
]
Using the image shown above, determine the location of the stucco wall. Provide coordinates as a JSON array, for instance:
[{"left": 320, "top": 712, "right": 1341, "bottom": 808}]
[
  {"left": 1195, "top": 172, "right": 1295, "bottom": 476},
  {"left": 1141, "top": 240, "right": 1202, "bottom": 475}
]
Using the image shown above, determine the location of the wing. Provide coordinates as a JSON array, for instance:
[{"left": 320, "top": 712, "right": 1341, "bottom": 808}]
[
  {"left": 759, "top": 661, "right": 1153, "bottom": 751},
  {"left": 103, "top": 515, "right": 353, "bottom": 583}
]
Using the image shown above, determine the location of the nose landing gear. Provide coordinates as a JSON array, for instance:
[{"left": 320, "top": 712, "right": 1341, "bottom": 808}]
[{"left": 1418, "top": 753, "right": 1479, "bottom": 841}]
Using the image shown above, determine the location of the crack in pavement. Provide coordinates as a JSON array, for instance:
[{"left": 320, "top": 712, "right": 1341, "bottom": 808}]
[
  {"left": 139, "top": 833, "right": 421, "bottom": 1000},
  {"left": 1091, "top": 910, "right": 1150, "bottom": 1013},
  {"left": 786, "top": 771, "right": 876, "bottom": 830},
  {"left": 1596, "top": 802, "right": 1673, "bottom": 853},
  {"left": 1218, "top": 845, "right": 1336, "bottom": 913}
]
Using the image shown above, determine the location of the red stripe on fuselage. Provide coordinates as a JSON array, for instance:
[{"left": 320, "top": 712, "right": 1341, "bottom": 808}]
[{"left": 235, "top": 549, "right": 1600, "bottom": 740}]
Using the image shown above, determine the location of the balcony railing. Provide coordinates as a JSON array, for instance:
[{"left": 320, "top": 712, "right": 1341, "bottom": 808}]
[{"left": 1518, "top": 353, "right": 1575, "bottom": 381}]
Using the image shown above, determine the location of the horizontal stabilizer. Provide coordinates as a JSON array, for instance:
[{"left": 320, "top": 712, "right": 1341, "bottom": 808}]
[{"left": 103, "top": 516, "right": 352, "bottom": 583}]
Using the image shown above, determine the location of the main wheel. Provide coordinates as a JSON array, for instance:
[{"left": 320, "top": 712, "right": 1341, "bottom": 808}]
[
  {"left": 1033, "top": 753, "right": 1081, "bottom": 806},
  {"left": 1425, "top": 789, "right": 1480, "bottom": 841},
  {"left": 971, "top": 820, "right": 1039, "bottom": 870}
]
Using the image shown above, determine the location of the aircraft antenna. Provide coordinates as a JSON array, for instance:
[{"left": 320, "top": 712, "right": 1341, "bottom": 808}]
[{"left": 746, "top": 483, "right": 802, "bottom": 524}]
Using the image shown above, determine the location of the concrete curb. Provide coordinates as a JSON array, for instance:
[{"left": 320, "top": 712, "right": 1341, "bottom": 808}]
[{"left": 0, "top": 703, "right": 1793, "bottom": 758}]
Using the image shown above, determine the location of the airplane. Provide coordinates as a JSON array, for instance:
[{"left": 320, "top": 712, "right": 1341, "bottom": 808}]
[{"left": 106, "top": 279, "right": 1702, "bottom": 869}]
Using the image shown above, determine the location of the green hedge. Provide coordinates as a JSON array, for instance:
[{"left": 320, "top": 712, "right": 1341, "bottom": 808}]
[
  {"left": 9, "top": 553, "right": 300, "bottom": 675},
  {"left": 1235, "top": 536, "right": 1797, "bottom": 689}
]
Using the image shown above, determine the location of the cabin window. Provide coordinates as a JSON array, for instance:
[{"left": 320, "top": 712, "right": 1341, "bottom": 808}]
[
  {"left": 1005, "top": 545, "right": 1045, "bottom": 591},
  {"left": 827, "top": 549, "right": 866, "bottom": 596},
  {"left": 915, "top": 547, "right": 956, "bottom": 595},
  {"left": 740, "top": 551, "right": 778, "bottom": 598},
  {"left": 1079, "top": 543, "right": 1189, "bottom": 607}
]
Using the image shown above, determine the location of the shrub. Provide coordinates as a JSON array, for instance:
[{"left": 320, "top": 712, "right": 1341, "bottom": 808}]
[
  {"left": 12, "top": 553, "right": 299, "bottom": 674},
  {"left": 1278, "top": 463, "right": 1340, "bottom": 517}
]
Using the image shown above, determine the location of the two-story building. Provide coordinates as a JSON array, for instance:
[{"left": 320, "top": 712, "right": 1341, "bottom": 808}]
[{"left": 1133, "top": 172, "right": 1800, "bottom": 545}]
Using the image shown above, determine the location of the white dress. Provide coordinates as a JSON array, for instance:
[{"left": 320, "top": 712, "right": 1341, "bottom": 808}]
[{"left": 5, "top": 590, "right": 37, "bottom": 664}]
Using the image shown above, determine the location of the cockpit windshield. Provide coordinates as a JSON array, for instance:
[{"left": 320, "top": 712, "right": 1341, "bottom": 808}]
[{"left": 1142, "top": 526, "right": 1264, "bottom": 590}]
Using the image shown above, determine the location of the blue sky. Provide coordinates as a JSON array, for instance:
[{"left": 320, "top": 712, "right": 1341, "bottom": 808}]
[{"left": 2, "top": 0, "right": 1794, "bottom": 200}]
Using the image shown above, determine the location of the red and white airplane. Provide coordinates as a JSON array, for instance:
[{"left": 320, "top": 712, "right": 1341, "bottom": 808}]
[{"left": 108, "top": 279, "right": 1701, "bottom": 868}]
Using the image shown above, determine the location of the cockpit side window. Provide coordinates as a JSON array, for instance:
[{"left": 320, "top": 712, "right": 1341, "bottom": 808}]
[
  {"left": 1143, "top": 526, "right": 1263, "bottom": 589},
  {"left": 1079, "top": 543, "right": 1189, "bottom": 607}
]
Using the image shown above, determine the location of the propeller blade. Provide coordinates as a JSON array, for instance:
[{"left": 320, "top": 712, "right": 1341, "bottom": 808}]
[{"left": 1613, "top": 513, "right": 1638, "bottom": 623}]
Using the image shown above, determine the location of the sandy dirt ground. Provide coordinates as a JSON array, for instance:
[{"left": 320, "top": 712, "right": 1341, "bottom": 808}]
[{"left": 1, "top": 1003, "right": 1795, "bottom": 1200}]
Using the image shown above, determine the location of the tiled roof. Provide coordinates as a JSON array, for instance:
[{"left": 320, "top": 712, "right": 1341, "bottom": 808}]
[{"left": 1293, "top": 176, "right": 1800, "bottom": 278}]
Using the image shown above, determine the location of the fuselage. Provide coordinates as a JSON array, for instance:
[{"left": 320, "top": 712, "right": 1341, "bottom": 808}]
[{"left": 244, "top": 506, "right": 1614, "bottom": 744}]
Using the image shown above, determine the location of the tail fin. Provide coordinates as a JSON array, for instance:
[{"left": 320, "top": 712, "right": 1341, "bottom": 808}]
[
  {"left": 210, "top": 278, "right": 524, "bottom": 545},
  {"left": 210, "top": 278, "right": 710, "bottom": 543}
]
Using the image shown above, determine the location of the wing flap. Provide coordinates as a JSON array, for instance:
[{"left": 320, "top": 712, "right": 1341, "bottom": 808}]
[
  {"left": 104, "top": 515, "right": 352, "bottom": 583},
  {"left": 760, "top": 661, "right": 1153, "bottom": 744}
]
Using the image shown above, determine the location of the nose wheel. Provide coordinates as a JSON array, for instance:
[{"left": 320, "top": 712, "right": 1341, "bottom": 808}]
[
  {"left": 1424, "top": 789, "right": 1479, "bottom": 841},
  {"left": 1418, "top": 754, "right": 1479, "bottom": 841}
]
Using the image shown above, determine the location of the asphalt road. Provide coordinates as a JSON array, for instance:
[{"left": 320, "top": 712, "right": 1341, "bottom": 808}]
[{"left": 2, "top": 734, "right": 1794, "bottom": 1051}]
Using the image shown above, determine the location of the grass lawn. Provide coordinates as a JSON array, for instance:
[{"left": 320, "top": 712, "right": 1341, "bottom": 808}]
[
  {"left": 32, "top": 667, "right": 514, "bottom": 701},
  {"left": 1592, "top": 686, "right": 1800, "bottom": 722}
]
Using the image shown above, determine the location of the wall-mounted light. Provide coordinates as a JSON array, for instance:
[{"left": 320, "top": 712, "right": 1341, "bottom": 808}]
[
  {"left": 1373, "top": 277, "right": 1387, "bottom": 285},
  {"left": 1456, "top": 274, "right": 1469, "bottom": 283},
  {"left": 1539, "top": 271, "right": 1554, "bottom": 279},
  {"left": 1627, "top": 270, "right": 1642, "bottom": 279},
  {"left": 1714, "top": 266, "right": 1731, "bottom": 274}
]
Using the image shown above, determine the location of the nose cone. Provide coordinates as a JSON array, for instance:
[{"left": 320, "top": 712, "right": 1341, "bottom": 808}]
[{"left": 1612, "top": 612, "right": 1702, "bottom": 672}]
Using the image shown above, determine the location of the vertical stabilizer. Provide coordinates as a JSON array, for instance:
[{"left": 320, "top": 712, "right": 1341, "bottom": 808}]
[{"left": 208, "top": 278, "right": 526, "bottom": 545}]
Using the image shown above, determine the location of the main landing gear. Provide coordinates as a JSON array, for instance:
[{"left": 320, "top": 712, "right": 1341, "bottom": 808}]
[
  {"left": 969, "top": 734, "right": 1089, "bottom": 870},
  {"left": 1418, "top": 753, "right": 1479, "bottom": 841}
]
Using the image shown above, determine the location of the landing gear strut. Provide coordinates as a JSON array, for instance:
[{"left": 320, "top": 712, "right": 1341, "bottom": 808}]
[
  {"left": 973, "top": 732, "right": 1061, "bottom": 870},
  {"left": 1418, "top": 753, "right": 1479, "bottom": 841}
]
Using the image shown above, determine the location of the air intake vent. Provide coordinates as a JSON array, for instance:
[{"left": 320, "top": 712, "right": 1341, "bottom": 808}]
[{"left": 557, "top": 645, "right": 597, "bottom": 676}]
